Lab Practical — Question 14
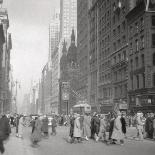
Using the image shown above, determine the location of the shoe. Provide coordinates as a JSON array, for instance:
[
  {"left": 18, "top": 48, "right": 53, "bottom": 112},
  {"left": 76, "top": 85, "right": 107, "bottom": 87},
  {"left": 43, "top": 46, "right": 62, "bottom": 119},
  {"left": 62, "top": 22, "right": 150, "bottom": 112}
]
[{"left": 85, "top": 137, "right": 89, "bottom": 141}]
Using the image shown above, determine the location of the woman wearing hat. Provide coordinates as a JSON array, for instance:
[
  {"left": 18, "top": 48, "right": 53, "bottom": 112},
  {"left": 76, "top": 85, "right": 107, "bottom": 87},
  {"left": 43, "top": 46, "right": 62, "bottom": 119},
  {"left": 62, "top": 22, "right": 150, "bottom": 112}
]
[
  {"left": 111, "top": 111, "right": 124, "bottom": 145},
  {"left": 73, "top": 114, "right": 82, "bottom": 143}
]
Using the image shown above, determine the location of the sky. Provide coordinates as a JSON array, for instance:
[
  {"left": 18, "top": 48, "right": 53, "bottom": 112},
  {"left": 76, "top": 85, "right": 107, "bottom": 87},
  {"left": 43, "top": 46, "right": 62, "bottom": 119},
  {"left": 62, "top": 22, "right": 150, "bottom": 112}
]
[{"left": 3, "top": 0, "right": 59, "bottom": 105}]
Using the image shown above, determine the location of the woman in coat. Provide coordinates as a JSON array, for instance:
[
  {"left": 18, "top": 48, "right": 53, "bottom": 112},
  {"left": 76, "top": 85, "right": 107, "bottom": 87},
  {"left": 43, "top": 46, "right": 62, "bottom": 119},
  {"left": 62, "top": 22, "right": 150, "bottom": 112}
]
[
  {"left": 41, "top": 116, "right": 49, "bottom": 137},
  {"left": 31, "top": 117, "right": 42, "bottom": 147},
  {"left": 18, "top": 115, "right": 25, "bottom": 138},
  {"left": 73, "top": 114, "right": 82, "bottom": 143},
  {"left": 111, "top": 111, "right": 124, "bottom": 145},
  {"left": 83, "top": 113, "right": 91, "bottom": 140}
]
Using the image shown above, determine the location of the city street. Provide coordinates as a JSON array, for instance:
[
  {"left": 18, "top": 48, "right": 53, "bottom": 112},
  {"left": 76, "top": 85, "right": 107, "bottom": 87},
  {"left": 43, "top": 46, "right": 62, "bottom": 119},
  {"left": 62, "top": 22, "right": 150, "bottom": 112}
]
[{"left": 3, "top": 126, "right": 155, "bottom": 155}]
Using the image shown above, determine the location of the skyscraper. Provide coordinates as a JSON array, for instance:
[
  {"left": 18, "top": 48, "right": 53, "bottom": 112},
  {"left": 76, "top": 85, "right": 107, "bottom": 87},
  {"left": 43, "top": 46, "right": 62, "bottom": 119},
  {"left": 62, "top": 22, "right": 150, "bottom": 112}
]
[
  {"left": 49, "top": 9, "right": 60, "bottom": 62},
  {"left": 60, "top": 0, "right": 77, "bottom": 45}
]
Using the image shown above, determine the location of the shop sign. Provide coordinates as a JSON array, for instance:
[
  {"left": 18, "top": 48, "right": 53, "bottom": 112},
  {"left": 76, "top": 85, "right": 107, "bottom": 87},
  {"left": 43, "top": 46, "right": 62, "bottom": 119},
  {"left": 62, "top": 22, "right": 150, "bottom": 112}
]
[{"left": 119, "top": 103, "right": 128, "bottom": 109}]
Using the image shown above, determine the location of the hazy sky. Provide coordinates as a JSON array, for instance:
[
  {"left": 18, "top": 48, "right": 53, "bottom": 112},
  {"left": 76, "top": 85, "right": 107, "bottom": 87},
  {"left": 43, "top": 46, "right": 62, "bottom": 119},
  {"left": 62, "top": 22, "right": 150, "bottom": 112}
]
[{"left": 3, "top": 0, "right": 59, "bottom": 102}]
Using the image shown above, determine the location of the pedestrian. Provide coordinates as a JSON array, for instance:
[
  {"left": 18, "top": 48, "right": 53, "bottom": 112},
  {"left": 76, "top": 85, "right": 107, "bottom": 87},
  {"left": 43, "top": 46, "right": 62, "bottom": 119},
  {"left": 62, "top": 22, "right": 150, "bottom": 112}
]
[
  {"left": 69, "top": 114, "right": 75, "bottom": 143},
  {"left": 17, "top": 115, "right": 25, "bottom": 138},
  {"left": 15, "top": 114, "right": 19, "bottom": 137},
  {"left": 93, "top": 114, "right": 100, "bottom": 141},
  {"left": 90, "top": 112, "right": 96, "bottom": 139},
  {"left": 41, "top": 115, "right": 49, "bottom": 137},
  {"left": 0, "top": 114, "right": 11, "bottom": 154},
  {"left": 83, "top": 113, "right": 91, "bottom": 141},
  {"left": 73, "top": 113, "right": 82, "bottom": 143},
  {"left": 97, "top": 114, "right": 106, "bottom": 142},
  {"left": 108, "top": 115, "right": 115, "bottom": 140},
  {"left": 111, "top": 111, "right": 124, "bottom": 145},
  {"left": 120, "top": 113, "right": 127, "bottom": 138},
  {"left": 136, "top": 112, "right": 144, "bottom": 141},
  {"left": 31, "top": 117, "right": 42, "bottom": 147},
  {"left": 51, "top": 115, "right": 57, "bottom": 136}
]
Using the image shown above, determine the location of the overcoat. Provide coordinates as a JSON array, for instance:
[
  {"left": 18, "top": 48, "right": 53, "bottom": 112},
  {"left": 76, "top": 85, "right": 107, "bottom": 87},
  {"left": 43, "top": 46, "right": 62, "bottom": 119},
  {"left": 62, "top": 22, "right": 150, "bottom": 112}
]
[
  {"left": 83, "top": 115, "right": 91, "bottom": 137},
  {"left": 111, "top": 117, "right": 124, "bottom": 140},
  {"left": 74, "top": 117, "right": 81, "bottom": 138},
  {"left": 31, "top": 119, "right": 42, "bottom": 142},
  {"left": 18, "top": 117, "right": 24, "bottom": 136}
]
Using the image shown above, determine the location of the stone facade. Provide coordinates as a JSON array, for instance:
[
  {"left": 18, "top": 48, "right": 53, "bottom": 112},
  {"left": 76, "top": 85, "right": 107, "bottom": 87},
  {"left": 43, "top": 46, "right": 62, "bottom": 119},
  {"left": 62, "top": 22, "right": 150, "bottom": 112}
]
[{"left": 127, "top": 0, "right": 155, "bottom": 113}]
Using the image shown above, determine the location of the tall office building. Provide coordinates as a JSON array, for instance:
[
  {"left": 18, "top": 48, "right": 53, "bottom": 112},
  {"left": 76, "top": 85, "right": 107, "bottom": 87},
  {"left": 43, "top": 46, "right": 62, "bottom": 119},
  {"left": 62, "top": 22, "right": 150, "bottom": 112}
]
[
  {"left": 49, "top": 9, "right": 60, "bottom": 62},
  {"left": 77, "top": 0, "right": 92, "bottom": 105},
  {"left": 60, "top": 0, "right": 77, "bottom": 46}
]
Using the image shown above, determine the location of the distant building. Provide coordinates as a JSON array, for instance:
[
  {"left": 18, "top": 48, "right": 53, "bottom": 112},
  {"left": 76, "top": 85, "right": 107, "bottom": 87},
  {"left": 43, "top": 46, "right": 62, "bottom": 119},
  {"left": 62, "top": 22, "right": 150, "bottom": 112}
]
[
  {"left": 49, "top": 9, "right": 60, "bottom": 62},
  {"left": 0, "top": 7, "right": 11, "bottom": 113},
  {"left": 60, "top": 0, "right": 77, "bottom": 45}
]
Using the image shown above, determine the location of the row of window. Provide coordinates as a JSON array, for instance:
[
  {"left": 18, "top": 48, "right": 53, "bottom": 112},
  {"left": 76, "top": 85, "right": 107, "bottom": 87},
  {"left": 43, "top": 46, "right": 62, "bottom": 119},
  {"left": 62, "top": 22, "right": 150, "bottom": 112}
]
[
  {"left": 112, "top": 50, "right": 127, "bottom": 65},
  {"left": 113, "top": 68, "right": 127, "bottom": 82},
  {"left": 129, "top": 17, "right": 144, "bottom": 39},
  {"left": 99, "top": 72, "right": 111, "bottom": 84},
  {"left": 98, "top": 87, "right": 112, "bottom": 99},
  {"left": 130, "top": 73, "right": 145, "bottom": 90},
  {"left": 130, "top": 54, "right": 145, "bottom": 70},
  {"left": 113, "top": 21, "right": 126, "bottom": 37},
  {"left": 99, "top": 60, "right": 111, "bottom": 72},
  {"left": 113, "top": 35, "right": 126, "bottom": 51},
  {"left": 129, "top": 36, "right": 144, "bottom": 54},
  {"left": 114, "top": 84, "right": 127, "bottom": 98}
]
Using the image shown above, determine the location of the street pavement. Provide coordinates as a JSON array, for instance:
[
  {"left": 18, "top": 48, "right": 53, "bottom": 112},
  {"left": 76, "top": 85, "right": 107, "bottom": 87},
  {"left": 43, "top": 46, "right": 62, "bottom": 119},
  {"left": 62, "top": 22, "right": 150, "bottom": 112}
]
[{"left": 3, "top": 126, "right": 155, "bottom": 155}]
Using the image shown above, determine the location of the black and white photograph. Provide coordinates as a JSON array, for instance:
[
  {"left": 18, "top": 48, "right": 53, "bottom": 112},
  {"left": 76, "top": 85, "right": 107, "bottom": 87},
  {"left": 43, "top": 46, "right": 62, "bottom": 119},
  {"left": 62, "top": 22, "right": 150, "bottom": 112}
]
[{"left": 0, "top": 0, "right": 155, "bottom": 155}]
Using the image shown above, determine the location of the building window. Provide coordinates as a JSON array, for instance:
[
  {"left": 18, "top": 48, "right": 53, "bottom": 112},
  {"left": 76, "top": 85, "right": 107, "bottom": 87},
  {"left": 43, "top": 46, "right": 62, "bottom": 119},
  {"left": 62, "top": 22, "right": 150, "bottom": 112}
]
[
  {"left": 135, "top": 22, "right": 138, "bottom": 33},
  {"left": 131, "top": 75, "right": 133, "bottom": 89},
  {"left": 153, "top": 73, "right": 155, "bottom": 86},
  {"left": 122, "top": 35, "right": 126, "bottom": 44},
  {"left": 117, "top": 39, "right": 121, "bottom": 48},
  {"left": 152, "top": 34, "right": 155, "bottom": 47},
  {"left": 153, "top": 53, "right": 155, "bottom": 65},
  {"left": 130, "top": 59, "right": 133, "bottom": 70},
  {"left": 135, "top": 57, "right": 139, "bottom": 68},
  {"left": 122, "top": 21, "right": 126, "bottom": 31},
  {"left": 113, "top": 42, "right": 116, "bottom": 51},
  {"left": 142, "top": 73, "right": 145, "bottom": 88},
  {"left": 140, "top": 17, "right": 144, "bottom": 27},
  {"left": 117, "top": 25, "right": 120, "bottom": 35},
  {"left": 122, "top": 51, "right": 126, "bottom": 60},
  {"left": 113, "top": 29, "right": 116, "bottom": 36},
  {"left": 141, "top": 54, "right": 145, "bottom": 67},
  {"left": 118, "top": 53, "right": 121, "bottom": 62},
  {"left": 152, "top": 16, "right": 155, "bottom": 26},
  {"left": 136, "top": 75, "right": 139, "bottom": 89},
  {"left": 130, "top": 42, "right": 133, "bottom": 54},
  {"left": 141, "top": 36, "right": 144, "bottom": 49},
  {"left": 136, "top": 39, "right": 139, "bottom": 52}
]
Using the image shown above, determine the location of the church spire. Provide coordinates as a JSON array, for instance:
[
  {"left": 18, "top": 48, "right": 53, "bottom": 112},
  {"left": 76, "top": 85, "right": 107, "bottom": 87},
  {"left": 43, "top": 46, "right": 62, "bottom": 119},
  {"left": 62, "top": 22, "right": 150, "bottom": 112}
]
[
  {"left": 71, "top": 29, "right": 75, "bottom": 44},
  {"left": 62, "top": 39, "right": 67, "bottom": 54}
]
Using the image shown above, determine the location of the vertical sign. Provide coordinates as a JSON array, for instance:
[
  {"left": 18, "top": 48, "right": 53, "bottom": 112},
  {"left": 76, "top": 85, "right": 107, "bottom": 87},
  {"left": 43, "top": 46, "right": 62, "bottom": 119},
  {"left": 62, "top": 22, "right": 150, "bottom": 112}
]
[{"left": 61, "top": 82, "right": 70, "bottom": 101}]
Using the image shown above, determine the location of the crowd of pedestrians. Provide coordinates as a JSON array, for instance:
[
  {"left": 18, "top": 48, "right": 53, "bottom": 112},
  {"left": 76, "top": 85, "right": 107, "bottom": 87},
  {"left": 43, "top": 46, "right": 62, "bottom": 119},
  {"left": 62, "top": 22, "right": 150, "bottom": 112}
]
[
  {"left": 67, "top": 110, "right": 155, "bottom": 145},
  {"left": 0, "top": 110, "right": 155, "bottom": 153}
]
